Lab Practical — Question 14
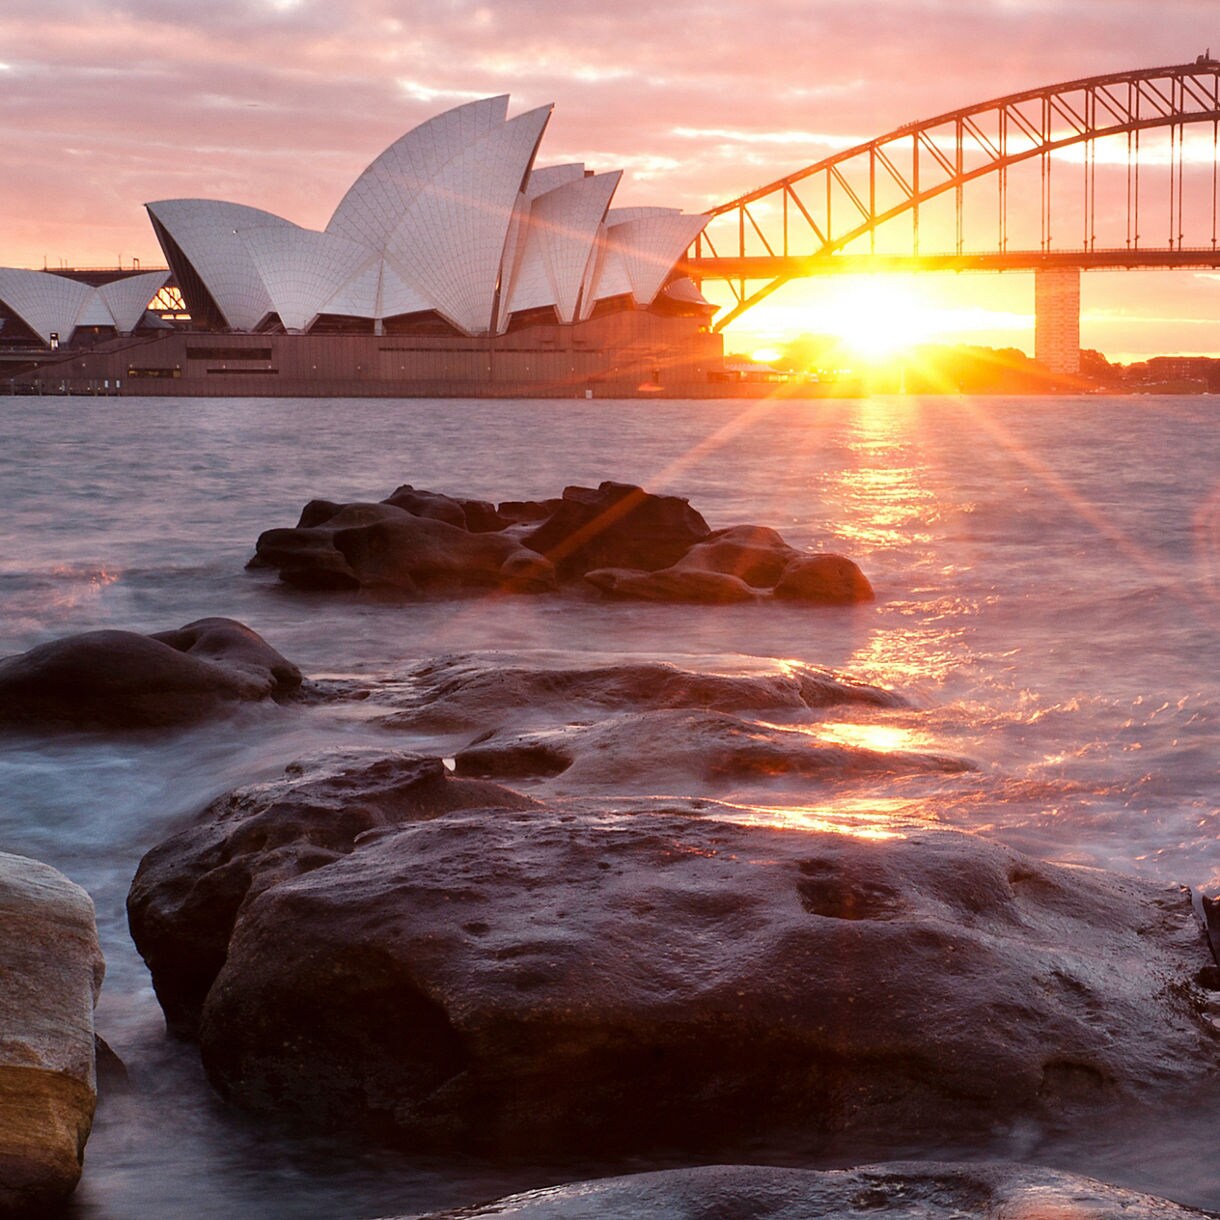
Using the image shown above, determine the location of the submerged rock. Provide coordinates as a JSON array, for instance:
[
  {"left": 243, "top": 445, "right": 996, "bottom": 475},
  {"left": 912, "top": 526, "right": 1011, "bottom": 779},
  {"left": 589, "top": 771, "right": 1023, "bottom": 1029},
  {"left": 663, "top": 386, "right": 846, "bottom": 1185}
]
[
  {"left": 454, "top": 708, "right": 972, "bottom": 787},
  {"left": 399, "top": 1162, "right": 1220, "bottom": 1219},
  {"left": 583, "top": 565, "right": 759, "bottom": 603},
  {"left": 130, "top": 770, "right": 1220, "bottom": 1157},
  {"left": 249, "top": 482, "right": 872, "bottom": 605},
  {"left": 0, "top": 617, "right": 301, "bottom": 729},
  {"left": 380, "top": 654, "right": 904, "bottom": 732},
  {"left": 0, "top": 853, "right": 104, "bottom": 1216}
]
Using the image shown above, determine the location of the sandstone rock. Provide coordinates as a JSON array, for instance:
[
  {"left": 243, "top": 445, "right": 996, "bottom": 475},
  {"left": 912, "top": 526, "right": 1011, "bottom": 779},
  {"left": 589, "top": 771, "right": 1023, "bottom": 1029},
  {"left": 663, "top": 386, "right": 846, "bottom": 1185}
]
[
  {"left": 454, "top": 709, "right": 972, "bottom": 787},
  {"left": 582, "top": 523, "right": 874, "bottom": 606},
  {"left": 333, "top": 517, "right": 556, "bottom": 594},
  {"left": 584, "top": 566, "right": 759, "bottom": 603},
  {"left": 672, "top": 524, "right": 798, "bottom": 587},
  {"left": 250, "top": 501, "right": 416, "bottom": 587},
  {"left": 0, "top": 617, "right": 301, "bottom": 729},
  {"left": 380, "top": 654, "right": 903, "bottom": 733},
  {"left": 398, "top": 1162, "right": 1220, "bottom": 1219},
  {"left": 0, "top": 853, "right": 104, "bottom": 1216},
  {"left": 383, "top": 485, "right": 506, "bottom": 533},
  {"left": 496, "top": 498, "right": 564, "bottom": 525},
  {"left": 127, "top": 750, "right": 538, "bottom": 1036},
  {"left": 137, "top": 792, "right": 1219, "bottom": 1157},
  {"left": 774, "top": 553, "right": 875, "bottom": 604},
  {"left": 520, "top": 482, "right": 711, "bottom": 578}
]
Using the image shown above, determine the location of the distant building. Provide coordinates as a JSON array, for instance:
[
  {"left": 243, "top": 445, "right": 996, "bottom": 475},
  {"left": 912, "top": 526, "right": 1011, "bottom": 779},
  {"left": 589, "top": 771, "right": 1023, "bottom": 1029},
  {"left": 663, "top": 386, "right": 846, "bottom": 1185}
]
[
  {"left": 1, "top": 96, "right": 724, "bottom": 397},
  {"left": 145, "top": 95, "right": 711, "bottom": 340},
  {"left": 0, "top": 267, "right": 169, "bottom": 348}
]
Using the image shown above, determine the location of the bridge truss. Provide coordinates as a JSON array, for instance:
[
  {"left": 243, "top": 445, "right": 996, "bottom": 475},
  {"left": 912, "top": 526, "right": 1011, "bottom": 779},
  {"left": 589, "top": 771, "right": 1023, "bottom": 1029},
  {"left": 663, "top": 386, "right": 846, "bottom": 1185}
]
[{"left": 689, "top": 61, "right": 1220, "bottom": 330}]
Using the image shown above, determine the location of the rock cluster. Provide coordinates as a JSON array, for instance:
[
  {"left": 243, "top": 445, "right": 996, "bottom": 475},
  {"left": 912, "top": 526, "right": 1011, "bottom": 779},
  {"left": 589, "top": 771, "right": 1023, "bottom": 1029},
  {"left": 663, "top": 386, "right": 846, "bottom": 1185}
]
[
  {"left": 0, "top": 853, "right": 105, "bottom": 1216},
  {"left": 128, "top": 751, "right": 1218, "bottom": 1158},
  {"left": 249, "top": 481, "right": 874, "bottom": 604},
  {"left": 401, "top": 1162, "right": 1220, "bottom": 1219},
  {"left": 0, "top": 617, "right": 301, "bottom": 729}
]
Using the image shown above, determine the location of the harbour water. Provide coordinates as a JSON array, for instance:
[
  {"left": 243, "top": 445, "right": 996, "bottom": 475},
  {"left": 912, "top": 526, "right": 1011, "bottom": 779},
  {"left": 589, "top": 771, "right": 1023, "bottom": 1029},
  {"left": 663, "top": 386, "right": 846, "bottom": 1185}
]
[{"left": 1, "top": 393, "right": 1218, "bottom": 1216}]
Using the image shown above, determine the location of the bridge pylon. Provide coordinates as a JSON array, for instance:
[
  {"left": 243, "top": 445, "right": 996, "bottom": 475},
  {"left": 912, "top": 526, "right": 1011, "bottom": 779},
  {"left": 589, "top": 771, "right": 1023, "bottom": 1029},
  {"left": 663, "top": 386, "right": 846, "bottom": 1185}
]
[{"left": 1034, "top": 268, "right": 1081, "bottom": 376}]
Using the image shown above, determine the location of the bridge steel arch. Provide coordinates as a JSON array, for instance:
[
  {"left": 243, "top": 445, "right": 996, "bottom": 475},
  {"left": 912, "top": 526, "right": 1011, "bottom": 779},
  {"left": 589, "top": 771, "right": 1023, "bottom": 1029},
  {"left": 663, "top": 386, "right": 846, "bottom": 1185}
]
[{"left": 689, "top": 62, "right": 1220, "bottom": 337}]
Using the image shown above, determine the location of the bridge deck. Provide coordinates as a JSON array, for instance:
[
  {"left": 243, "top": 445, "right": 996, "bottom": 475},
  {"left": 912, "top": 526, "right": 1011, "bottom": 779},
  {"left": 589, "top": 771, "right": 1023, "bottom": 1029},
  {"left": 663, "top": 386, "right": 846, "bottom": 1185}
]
[{"left": 683, "top": 248, "right": 1220, "bottom": 280}]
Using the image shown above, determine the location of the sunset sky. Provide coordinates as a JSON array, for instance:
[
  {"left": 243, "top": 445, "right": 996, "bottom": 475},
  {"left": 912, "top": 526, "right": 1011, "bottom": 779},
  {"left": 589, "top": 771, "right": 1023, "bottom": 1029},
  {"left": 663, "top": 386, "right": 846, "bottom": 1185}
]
[{"left": 5, "top": 0, "right": 1220, "bottom": 361}]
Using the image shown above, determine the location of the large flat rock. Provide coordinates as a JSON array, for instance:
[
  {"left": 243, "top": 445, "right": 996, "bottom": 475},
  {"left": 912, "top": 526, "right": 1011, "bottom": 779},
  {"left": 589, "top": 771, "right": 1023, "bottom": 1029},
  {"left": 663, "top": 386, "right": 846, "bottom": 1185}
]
[
  {"left": 396, "top": 1161, "right": 1220, "bottom": 1219},
  {"left": 0, "top": 853, "right": 104, "bottom": 1215},
  {"left": 129, "top": 767, "right": 1220, "bottom": 1157}
]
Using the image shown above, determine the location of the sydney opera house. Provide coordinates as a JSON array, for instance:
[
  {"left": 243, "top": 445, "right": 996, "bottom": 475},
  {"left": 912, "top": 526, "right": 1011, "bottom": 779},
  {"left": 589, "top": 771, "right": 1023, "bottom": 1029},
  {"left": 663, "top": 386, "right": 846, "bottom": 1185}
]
[{"left": 0, "top": 96, "right": 724, "bottom": 396}]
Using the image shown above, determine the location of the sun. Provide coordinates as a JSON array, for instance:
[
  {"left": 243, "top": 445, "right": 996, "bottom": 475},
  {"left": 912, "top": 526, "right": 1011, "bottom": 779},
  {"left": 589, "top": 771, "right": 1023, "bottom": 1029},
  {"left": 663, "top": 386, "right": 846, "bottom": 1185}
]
[
  {"left": 722, "top": 273, "right": 1025, "bottom": 370},
  {"left": 823, "top": 278, "right": 935, "bottom": 360}
]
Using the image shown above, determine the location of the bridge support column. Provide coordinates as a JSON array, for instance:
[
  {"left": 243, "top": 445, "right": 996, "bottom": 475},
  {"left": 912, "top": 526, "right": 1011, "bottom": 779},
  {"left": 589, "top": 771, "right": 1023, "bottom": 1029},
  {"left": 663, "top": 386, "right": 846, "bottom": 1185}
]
[{"left": 1034, "top": 268, "right": 1080, "bottom": 376}]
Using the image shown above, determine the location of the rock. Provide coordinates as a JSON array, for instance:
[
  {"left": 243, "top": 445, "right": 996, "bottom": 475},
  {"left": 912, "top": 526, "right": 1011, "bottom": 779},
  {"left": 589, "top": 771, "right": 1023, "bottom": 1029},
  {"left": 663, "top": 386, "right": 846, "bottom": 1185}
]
[
  {"left": 250, "top": 501, "right": 416, "bottom": 588},
  {"left": 582, "top": 523, "right": 874, "bottom": 606},
  {"left": 584, "top": 566, "right": 759, "bottom": 603},
  {"left": 495, "top": 498, "right": 564, "bottom": 525},
  {"left": 333, "top": 517, "right": 556, "bottom": 594},
  {"left": 520, "top": 482, "right": 711, "bottom": 578},
  {"left": 382, "top": 486, "right": 468, "bottom": 528},
  {"left": 454, "top": 709, "right": 973, "bottom": 787},
  {"left": 127, "top": 750, "right": 538, "bottom": 1036},
  {"left": 379, "top": 654, "right": 903, "bottom": 732},
  {"left": 93, "top": 1035, "right": 129, "bottom": 1095},
  {"left": 148, "top": 617, "right": 302, "bottom": 693},
  {"left": 251, "top": 498, "right": 555, "bottom": 594},
  {"left": 0, "top": 617, "right": 301, "bottom": 729},
  {"left": 672, "top": 524, "right": 798, "bottom": 587},
  {"left": 0, "top": 853, "right": 104, "bottom": 1216},
  {"left": 137, "top": 792, "right": 1219, "bottom": 1156},
  {"left": 398, "top": 1162, "right": 1220, "bottom": 1218},
  {"left": 774, "top": 553, "right": 875, "bottom": 604},
  {"left": 383, "top": 485, "right": 506, "bottom": 533}
]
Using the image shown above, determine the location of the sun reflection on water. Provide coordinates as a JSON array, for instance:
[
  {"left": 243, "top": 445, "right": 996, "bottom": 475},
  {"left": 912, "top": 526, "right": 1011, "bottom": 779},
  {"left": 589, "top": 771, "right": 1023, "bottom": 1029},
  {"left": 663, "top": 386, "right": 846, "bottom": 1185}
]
[{"left": 714, "top": 797, "right": 915, "bottom": 840}]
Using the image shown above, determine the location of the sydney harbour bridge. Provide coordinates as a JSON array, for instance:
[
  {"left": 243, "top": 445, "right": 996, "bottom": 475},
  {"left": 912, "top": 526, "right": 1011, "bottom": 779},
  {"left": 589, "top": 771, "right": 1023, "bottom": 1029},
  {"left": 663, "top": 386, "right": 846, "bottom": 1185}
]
[{"left": 684, "top": 59, "right": 1220, "bottom": 373}]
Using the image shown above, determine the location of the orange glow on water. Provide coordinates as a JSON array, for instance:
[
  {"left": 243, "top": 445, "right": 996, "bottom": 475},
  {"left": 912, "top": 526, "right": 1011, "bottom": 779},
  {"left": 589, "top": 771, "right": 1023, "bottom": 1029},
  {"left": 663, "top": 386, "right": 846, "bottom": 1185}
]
[
  {"left": 814, "top": 722, "right": 924, "bottom": 753},
  {"left": 715, "top": 798, "right": 912, "bottom": 840}
]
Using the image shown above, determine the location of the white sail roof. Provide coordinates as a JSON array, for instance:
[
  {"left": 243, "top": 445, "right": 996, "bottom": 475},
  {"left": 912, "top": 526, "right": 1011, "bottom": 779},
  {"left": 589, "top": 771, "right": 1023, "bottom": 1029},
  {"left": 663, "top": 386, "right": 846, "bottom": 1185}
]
[
  {"left": 146, "top": 199, "right": 287, "bottom": 331},
  {"left": 383, "top": 104, "right": 552, "bottom": 335},
  {"left": 506, "top": 170, "right": 621, "bottom": 324},
  {"left": 0, "top": 268, "right": 171, "bottom": 345},
  {"left": 603, "top": 212, "right": 709, "bottom": 307},
  {"left": 327, "top": 95, "right": 510, "bottom": 253},
  {"left": 239, "top": 224, "right": 375, "bottom": 332},
  {"left": 605, "top": 206, "right": 679, "bottom": 224},
  {"left": 0, "top": 269, "right": 93, "bottom": 344},
  {"left": 525, "top": 163, "right": 586, "bottom": 198},
  {"left": 98, "top": 270, "right": 171, "bottom": 333},
  {"left": 579, "top": 229, "right": 632, "bottom": 319}
]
